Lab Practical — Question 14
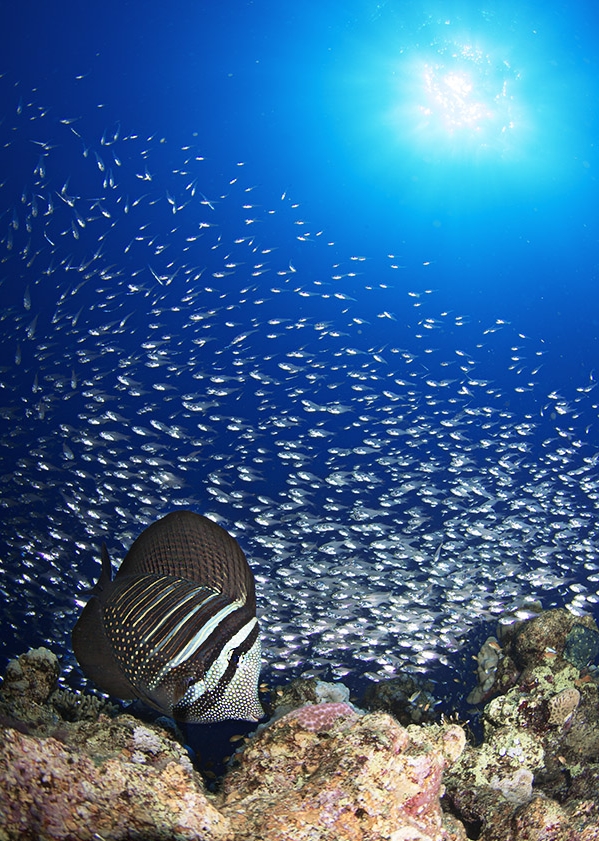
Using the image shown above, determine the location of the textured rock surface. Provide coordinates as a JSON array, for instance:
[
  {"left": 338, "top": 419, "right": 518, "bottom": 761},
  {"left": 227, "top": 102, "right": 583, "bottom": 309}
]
[
  {"left": 0, "top": 726, "right": 232, "bottom": 841},
  {"left": 0, "top": 649, "right": 231, "bottom": 841},
  {"left": 220, "top": 707, "right": 467, "bottom": 841},
  {"left": 0, "top": 651, "right": 467, "bottom": 841}
]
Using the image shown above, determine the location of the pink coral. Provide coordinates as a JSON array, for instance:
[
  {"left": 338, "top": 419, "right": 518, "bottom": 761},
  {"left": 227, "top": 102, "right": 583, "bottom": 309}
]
[{"left": 284, "top": 702, "right": 359, "bottom": 732}]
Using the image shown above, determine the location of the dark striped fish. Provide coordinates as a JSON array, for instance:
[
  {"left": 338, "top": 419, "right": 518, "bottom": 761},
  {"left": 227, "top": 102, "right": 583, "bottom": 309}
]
[{"left": 72, "top": 510, "right": 264, "bottom": 723}]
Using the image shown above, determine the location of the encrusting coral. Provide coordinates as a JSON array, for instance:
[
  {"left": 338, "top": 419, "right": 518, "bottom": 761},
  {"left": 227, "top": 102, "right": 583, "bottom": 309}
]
[{"left": 283, "top": 699, "right": 360, "bottom": 731}]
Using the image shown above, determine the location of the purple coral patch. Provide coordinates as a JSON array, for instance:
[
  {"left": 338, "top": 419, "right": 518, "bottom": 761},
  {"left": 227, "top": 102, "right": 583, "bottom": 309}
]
[{"left": 284, "top": 702, "right": 359, "bottom": 731}]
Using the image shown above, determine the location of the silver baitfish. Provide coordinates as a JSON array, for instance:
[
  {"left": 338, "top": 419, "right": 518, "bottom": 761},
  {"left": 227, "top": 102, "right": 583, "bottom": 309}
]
[{"left": 72, "top": 510, "right": 264, "bottom": 723}]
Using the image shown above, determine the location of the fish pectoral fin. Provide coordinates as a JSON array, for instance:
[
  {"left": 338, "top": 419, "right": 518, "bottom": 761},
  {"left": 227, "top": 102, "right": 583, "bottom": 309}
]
[{"left": 138, "top": 675, "right": 191, "bottom": 716}]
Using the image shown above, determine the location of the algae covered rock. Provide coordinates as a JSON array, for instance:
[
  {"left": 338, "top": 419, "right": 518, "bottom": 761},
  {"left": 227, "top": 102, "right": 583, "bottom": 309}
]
[
  {"left": 511, "top": 608, "right": 597, "bottom": 670},
  {"left": 0, "top": 647, "right": 61, "bottom": 729},
  {"left": 0, "top": 650, "right": 231, "bottom": 841},
  {"left": 0, "top": 726, "right": 232, "bottom": 841},
  {"left": 445, "top": 607, "right": 599, "bottom": 840},
  {"left": 1, "top": 647, "right": 59, "bottom": 705},
  {"left": 219, "top": 706, "right": 467, "bottom": 841}
]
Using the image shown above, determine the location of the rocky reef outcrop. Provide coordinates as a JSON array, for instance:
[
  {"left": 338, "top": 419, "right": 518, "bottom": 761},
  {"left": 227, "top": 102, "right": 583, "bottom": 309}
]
[
  {"left": 444, "top": 607, "right": 599, "bottom": 840},
  {"left": 0, "top": 606, "right": 598, "bottom": 840},
  {"left": 220, "top": 703, "right": 466, "bottom": 840},
  {"left": 0, "top": 649, "right": 229, "bottom": 841},
  {"left": 0, "top": 648, "right": 465, "bottom": 841}
]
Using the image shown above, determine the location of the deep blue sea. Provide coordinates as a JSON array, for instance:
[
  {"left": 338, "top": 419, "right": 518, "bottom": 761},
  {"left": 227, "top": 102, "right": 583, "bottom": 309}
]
[{"left": 1, "top": 0, "right": 598, "bottom": 736}]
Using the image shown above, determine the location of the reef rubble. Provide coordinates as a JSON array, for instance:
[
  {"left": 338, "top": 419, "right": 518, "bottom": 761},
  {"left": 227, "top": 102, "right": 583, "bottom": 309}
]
[{"left": 0, "top": 606, "right": 598, "bottom": 840}]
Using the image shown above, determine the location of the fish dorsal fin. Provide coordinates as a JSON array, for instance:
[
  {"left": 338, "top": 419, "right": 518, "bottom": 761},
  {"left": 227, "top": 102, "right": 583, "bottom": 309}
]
[
  {"left": 116, "top": 510, "right": 255, "bottom": 608},
  {"left": 92, "top": 543, "right": 113, "bottom": 593}
]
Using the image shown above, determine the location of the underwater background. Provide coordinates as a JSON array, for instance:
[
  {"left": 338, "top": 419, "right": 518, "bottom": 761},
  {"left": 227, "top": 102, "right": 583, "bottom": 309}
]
[{"left": 0, "top": 0, "right": 598, "bottom": 724}]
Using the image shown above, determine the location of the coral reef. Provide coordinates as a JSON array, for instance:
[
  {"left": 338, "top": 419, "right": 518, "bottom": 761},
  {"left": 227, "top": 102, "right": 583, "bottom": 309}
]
[
  {"left": 1, "top": 608, "right": 599, "bottom": 840},
  {"left": 0, "top": 649, "right": 231, "bottom": 840},
  {"left": 0, "top": 651, "right": 465, "bottom": 841},
  {"left": 444, "top": 607, "right": 599, "bottom": 840}
]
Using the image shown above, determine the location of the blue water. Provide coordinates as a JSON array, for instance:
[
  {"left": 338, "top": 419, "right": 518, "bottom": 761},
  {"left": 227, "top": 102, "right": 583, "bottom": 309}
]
[{"left": 1, "top": 0, "right": 598, "bottom": 724}]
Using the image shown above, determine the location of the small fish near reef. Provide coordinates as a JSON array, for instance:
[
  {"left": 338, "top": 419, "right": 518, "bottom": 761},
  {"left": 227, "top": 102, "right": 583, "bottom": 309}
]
[{"left": 72, "top": 510, "right": 264, "bottom": 723}]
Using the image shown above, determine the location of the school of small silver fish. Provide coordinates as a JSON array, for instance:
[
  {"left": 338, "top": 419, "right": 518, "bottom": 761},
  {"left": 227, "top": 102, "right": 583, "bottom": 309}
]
[{"left": 1, "top": 76, "right": 598, "bottom": 697}]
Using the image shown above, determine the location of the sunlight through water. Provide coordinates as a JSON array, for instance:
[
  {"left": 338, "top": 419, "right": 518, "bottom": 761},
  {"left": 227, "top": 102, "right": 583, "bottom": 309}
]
[{"left": 401, "top": 37, "right": 525, "bottom": 162}]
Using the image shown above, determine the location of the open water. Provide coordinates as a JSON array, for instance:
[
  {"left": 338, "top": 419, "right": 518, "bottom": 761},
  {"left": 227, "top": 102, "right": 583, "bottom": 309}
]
[{"left": 0, "top": 0, "right": 598, "bottom": 716}]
